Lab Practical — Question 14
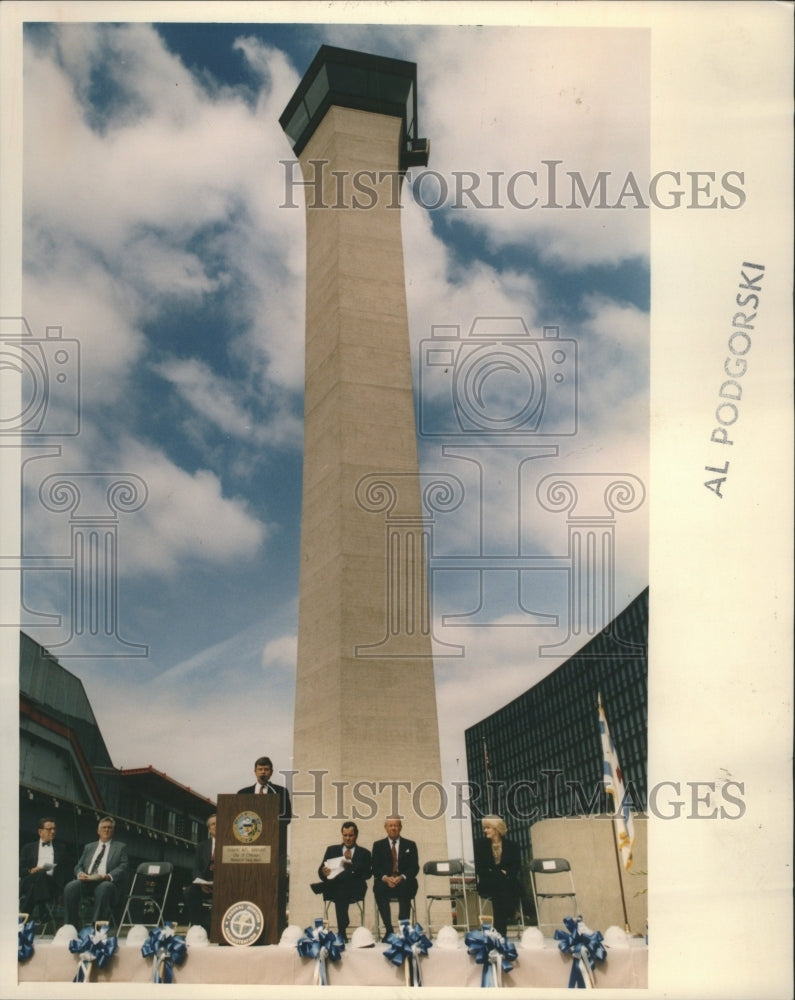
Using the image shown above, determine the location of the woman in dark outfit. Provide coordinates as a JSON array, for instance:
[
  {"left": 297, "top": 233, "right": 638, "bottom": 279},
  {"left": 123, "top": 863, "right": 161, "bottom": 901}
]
[{"left": 473, "top": 815, "right": 522, "bottom": 936}]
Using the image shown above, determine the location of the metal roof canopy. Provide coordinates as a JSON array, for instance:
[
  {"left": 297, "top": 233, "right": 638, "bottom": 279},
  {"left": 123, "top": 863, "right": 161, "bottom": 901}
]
[{"left": 279, "top": 45, "right": 428, "bottom": 168}]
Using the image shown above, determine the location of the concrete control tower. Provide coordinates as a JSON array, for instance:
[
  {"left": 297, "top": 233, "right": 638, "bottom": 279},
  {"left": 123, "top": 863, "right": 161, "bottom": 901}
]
[{"left": 280, "top": 47, "right": 448, "bottom": 930}]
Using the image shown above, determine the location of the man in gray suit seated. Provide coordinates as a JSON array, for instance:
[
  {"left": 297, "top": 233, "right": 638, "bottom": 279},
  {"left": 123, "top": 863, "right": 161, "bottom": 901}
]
[{"left": 64, "top": 816, "right": 129, "bottom": 928}]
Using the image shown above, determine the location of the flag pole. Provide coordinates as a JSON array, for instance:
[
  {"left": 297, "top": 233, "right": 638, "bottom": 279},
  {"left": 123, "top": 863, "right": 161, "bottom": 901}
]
[
  {"left": 482, "top": 738, "right": 493, "bottom": 814},
  {"left": 608, "top": 805, "right": 632, "bottom": 933},
  {"left": 598, "top": 691, "right": 633, "bottom": 934}
]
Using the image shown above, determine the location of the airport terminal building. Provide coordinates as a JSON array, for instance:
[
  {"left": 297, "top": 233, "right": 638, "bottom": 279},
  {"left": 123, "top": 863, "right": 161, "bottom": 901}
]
[{"left": 464, "top": 587, "right": 648, "bottom": 858}]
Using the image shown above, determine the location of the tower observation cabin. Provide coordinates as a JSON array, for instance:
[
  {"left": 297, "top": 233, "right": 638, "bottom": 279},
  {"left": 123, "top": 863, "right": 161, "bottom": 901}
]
[{"left": 279, "top": 45, "right": 430, "bottom": 170}]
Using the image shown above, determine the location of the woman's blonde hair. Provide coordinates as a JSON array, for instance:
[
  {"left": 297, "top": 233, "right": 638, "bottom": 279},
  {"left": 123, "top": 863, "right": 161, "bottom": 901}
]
[{"left": 481, "top": 815, "right": 507, "bottom": 836}]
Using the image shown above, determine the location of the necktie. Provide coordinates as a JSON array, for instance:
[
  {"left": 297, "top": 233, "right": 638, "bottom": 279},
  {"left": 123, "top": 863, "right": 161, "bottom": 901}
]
[
  {"left": 89, "top": 844, "right": 106, "bottom": 875},
  {"left": 390, "top": 840, "right": 398, "bottom": 875},
  {"left": 344, "top": 848, "right": 352, "bottom": 860}
]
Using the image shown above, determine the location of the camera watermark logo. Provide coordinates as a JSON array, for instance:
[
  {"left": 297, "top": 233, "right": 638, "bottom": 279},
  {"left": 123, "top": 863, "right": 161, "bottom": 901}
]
[
  {"left": 353, "top": 315, "right": 646, "bottom": 659},
  {"left": 418, "top": 318, "right": 577, "bottom": 439},
  {"left": 0, "top": 318, "right": 80, "bottom": 436},
  {"left": 1, "top": 316, "right": 147, "bottom": 657}
]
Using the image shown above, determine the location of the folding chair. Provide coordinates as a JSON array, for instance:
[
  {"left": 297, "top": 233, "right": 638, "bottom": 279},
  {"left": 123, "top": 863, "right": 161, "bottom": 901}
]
[
  {"left": 118, "top": 861, "right": 173, "bottom": 932},
  {"left": 530, "top": 857, "right": 578, "bottom": 933},
  {"left": 477, "top": 895, "right": 526, "bottom": 936},
  {"left": 422, "top": 859, "right": 471, "bottom": 934},
  {"left": 21, "top": 896, "right": 62, "bottom": 936},
  {"left": 373, "top": 891, "right": 417, "bottom": 939},
  {"left": 322, "top": 894, "right": 366, "bottom": 935}
]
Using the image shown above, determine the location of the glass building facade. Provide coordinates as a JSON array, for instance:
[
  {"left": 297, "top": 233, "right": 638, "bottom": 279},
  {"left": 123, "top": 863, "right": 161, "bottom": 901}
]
[{"left": 464, "top": 587, "right": 648, "bottom": 861}]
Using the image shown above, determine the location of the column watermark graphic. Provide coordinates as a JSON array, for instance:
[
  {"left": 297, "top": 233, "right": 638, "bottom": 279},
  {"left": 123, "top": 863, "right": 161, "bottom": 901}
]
[
  {"left": 1, "top": 317, "right": 148, "bottom": 657},
  {"left": 353, "top": 315, "right": 647, "bottom": 658}
]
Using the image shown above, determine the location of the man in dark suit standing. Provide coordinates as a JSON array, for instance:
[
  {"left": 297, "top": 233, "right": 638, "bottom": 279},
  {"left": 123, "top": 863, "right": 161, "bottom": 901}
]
[
  {"left": 371, "top": 816, "right": 419, "bottom": 938},
  {"left": 237, "top": 756, "right": 292, "bottom": 822},
  {"left": 182, "top": 814, "right": 216, "bottom": 933},
  {"left": 19, "top": 816, "right": 69, "bottom": 917},
  {"left": 314, "top": 821, "right": 372, "bottom": 940},
  {"left": 64, "top": 817, "right": 129, "bottom": 928},
  {"left": 238, "top": 756, "right": 292, "bottom": 933}
]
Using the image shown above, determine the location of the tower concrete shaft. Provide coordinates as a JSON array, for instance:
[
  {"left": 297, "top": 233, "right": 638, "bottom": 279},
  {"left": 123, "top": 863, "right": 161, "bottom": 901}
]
[{"left": 281, "top": 49, "right": 448, "bottom": 930}]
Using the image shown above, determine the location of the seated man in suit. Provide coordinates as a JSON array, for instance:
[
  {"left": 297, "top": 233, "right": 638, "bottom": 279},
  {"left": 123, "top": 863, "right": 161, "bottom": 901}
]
[
  {"left": 182, "top": 814, "right": 216, "bottom": 933},
  {"left": 314, "top": 821, "right": 371, "bottom": 940},
  {"left": 64, "top": 817, "right": 129, "bottom": 929},
  {"left": 371, "top": 815, "right": 419, "bottom": 938},
  {"left": 19, "top": 816, "right": 69, "bottom": 919}
]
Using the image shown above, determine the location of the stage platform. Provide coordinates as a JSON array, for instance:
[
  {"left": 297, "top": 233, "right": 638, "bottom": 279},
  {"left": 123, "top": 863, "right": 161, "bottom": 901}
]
[{"left": 18, "top": 926, "right": 648, "bottom": 988}]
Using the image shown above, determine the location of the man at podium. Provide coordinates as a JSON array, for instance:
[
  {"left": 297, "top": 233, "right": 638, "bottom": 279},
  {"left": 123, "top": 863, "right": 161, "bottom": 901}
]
[{"left": 238, "top": 756, "right": 292, "bottom": 822}]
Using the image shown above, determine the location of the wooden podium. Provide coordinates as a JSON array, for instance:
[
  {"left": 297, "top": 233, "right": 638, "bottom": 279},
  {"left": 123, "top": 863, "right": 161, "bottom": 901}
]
[{"left": 210, "top": 794, "right": 286, "bottom": 945}]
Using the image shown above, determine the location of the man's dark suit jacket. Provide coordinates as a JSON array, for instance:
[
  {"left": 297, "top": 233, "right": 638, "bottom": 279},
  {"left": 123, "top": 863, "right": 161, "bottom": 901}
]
[
  {"left": 237, "top": 782, "right": 292, "bottom": 822},
  {"left": 318, "top": 844, "right": 372, "bottom": 900},
  {"left": 73, "top": 839, "right": 130, "bottom": 893},
  {"left": 19, "top": 840, "right": 69, "bottom": 891},
  {"left": 191, "top": 838, "right": 214, "bottom": 882},
  {"left": 371, "top": 836, "right": 419, "bottom": 895}
]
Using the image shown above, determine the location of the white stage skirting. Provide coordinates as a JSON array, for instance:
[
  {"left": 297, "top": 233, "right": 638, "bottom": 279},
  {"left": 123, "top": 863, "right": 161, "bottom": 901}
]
[{"left": 18, "top": 935, "right": 648, "bottom": 988}]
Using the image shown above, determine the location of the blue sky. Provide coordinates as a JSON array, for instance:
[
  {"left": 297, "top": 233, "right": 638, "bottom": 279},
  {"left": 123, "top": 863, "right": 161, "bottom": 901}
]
[{"left": 15, "top": 19, "right": 649, "bottom": 851}]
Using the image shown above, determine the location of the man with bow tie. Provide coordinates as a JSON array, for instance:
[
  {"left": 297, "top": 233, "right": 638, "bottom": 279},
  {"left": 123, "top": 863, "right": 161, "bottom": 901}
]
[
  {"left": 371, "top": 816, "right": 419, "bottom": 938},
  {"left": 19, "top": 817, "right": 69, "bottom": 917},
  {"left": 64, "top": 816, "right": 129, "bottom": 929}
]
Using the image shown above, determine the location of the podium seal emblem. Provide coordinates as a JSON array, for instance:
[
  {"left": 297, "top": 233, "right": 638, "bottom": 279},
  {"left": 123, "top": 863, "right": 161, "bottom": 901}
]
[
  {"left": 233, "top": 810, "right": 262, "bottom": 843},
  {"left": 221, "top": 901, "right": 264, "bottom": 946}
]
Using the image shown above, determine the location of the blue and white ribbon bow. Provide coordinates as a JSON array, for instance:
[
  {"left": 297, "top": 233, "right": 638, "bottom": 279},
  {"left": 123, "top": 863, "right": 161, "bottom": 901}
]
[
  {"left": 68, "top": 925, "right": 118, "bottom": 982},
  {"left": 383, "top": 919, "right": 433, "bottom": 986},
  {"left": 465, "top": 922, "right": 518, "bottom": 987},
  {"left": 18, "top": 917, "right": 35, "bottom": 962},
  {"left": 297, "top": 919, "right": 345, "bottom": 985},
  {"left": 554, "top": 915, "right": 607, "bottom": 989},
  {"left": 141, "top": 922, "right": 188, "bottom": 983}
]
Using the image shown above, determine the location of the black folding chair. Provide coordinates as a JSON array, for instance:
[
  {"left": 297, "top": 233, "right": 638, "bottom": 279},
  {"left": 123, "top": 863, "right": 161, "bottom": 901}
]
[
  {"left": 530, "top": 857, "right": 578, "bottom": 932},
  {"left": 422, "top": 859, "right": 471, "bottom": 933},
  {"left": 118, "top": 861, "right": 174, "bottom": 932}
]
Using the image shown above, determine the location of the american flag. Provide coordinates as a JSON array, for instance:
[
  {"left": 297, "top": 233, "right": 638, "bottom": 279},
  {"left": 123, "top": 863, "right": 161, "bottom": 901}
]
[{"left": 598, "top": 693, "right": 635, "bottom": 870}]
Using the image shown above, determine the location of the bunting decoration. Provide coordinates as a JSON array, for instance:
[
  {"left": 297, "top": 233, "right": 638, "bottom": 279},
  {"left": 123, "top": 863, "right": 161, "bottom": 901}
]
[
  {"left": 297, "top": 919, "right": 345, "bottom": 985},
  {"left": 68, "top": 924, "right": 119, "bottom": 982},
  {"left": 554, "top": 915, "right": 607, "bottom": 989},
  {"left": 18, "top": 916, "right": 35, "bottom": 962},
  {"left": 141, "top": 922, "right": 188, "bottom": 983},
  {"left": 465, "top": 921, "right": 518, "bottom": 987},
  {"left": 383, "top": 919, "right": 432, "bottom": 986}
]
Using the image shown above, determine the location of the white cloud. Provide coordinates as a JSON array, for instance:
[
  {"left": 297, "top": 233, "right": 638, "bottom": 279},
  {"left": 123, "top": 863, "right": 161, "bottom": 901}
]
[
  {"left": 115, "top": 437, "right": 269, "bottom": 574},
  {"left": 321, "top": 24, "right": 650, "bottom": 267},
  {"left": 23, "top": 24, "right": 308, "bottom": 410},
  {"left": 152, "top": 356, "right": 302, "bottom": 449},
  {"left": 263, "top": 633, "right": 298, "bottom": 671}
]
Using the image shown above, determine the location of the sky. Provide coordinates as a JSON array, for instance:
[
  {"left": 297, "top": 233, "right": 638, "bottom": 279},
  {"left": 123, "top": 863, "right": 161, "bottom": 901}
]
[{"left": 13, "top": 18, "right": 649, "bottom": 854}]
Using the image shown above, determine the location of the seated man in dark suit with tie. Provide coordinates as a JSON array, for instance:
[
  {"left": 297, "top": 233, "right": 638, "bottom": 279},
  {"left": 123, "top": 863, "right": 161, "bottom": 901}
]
[
  {"left": 237, "top": 756, "right": 292, "bottom": 821},
  {"left": 19, "top": 816, "right": 69, "bottom": 919},
  {"left": 182, "top": 814, "right": 216, "bottom": 933},
  {"left": 64, "top": 817, "right": 129, "bottom": 929},
  {"left": 371, "top": 816, "right": 419, "bottom": 938},
  {"left": 314, "top": 821, "right": 372, "bottom": 940}
]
